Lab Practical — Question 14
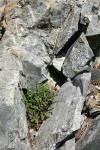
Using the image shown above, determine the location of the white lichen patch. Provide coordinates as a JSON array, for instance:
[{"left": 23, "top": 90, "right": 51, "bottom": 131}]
[{"left": 7, "top": 46, "right": 26, "bottom": 60}]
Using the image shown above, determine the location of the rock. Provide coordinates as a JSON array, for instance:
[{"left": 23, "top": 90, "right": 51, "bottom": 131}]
[
  {"left": 63, "top": 138, "right": 75, "bottom": 150},
  {"left": 20, "top": 33, "right": 50, "bottom": 66},
  {"left": 53, "top": 1, "right": 81, "bottom": 55},
  {"left": 0, "top": 0, "right": 100, "bottom": 150},
  {"left": 74, "top": 66, "right": 100, "bottom": 118},
  {"left": 62, "top": 33, "right": 93, "bottom": 78},
  {"left": 35, "top": 73, "right": 91, "bottom": 150},
  {"left": 52, "top": 57, "right": 65, "bottom": 71},
  {"left": 91, "top": 69, "right": 100, "bottom": 82},
  {"left": 76, "top": 116, "right": 100, "bottom": 150},
  {"left": 0, "top": 70, "right": 31, "bottom": 150},
  {"left": 80, "top": 0, "right": 100, "bottom": 36},
  {"left": 17, "top": 0, "right": 81, "bottom": 56},
  {"left": 0, "top": 0, "right": 4, "bottom": 7},
  {"left": 56, "top": 138, "right": 75, "bottom": 150},
  {"left": 0, "top": 18, "right": 31, "bottom": 150},
  {"left": 73, "top": 72, "right": 91, "bottom": 96},
  {"left": 21, "top": 60, "right": 47, "bottom": 90}
]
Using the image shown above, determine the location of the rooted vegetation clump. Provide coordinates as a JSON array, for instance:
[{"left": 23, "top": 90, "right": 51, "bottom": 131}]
[{"left": 22, "top": 83, "right": 56, "bottom": 130}]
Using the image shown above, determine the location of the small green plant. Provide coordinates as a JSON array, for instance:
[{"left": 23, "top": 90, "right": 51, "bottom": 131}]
[{"left": 22, "top": 83, "right": 56, "bottom": 130}]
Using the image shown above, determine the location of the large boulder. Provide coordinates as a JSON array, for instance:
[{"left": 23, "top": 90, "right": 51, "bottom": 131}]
[
  {"left": 17, "top": 0, "right": 81, "bottom": 55},
  {"left": 0, "top": 70, "right": 31, "bottom": 150},
  {"left": 0, "top": 39, "right": 31, "bottom": 149},
  {"left": 62, "top": 34, "right": 93, "bottom": 78}
]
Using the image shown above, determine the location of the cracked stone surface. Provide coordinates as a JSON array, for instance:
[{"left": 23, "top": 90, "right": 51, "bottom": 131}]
[{"left": 0, "top": 0, "right": 100, "bottom": 150}]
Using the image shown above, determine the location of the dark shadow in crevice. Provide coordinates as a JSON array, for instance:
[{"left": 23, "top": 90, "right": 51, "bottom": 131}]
[
  {"left": 55, "top": 17, "right": 89, "bottom": 58},
  {"left": 0, "top": 16, "right": 6, "bottom": 40},
  {"left": 91, "top": 112, "right": 100, "bottom": 119},
  {"left": 82, "top": 106, "right": 100, "bottom": 120},
  {"left": 55, "top": 130, "right": 78, "bottom": 149},
  {"left": 82, "top": 99, "right": 100, "bottom": 119},
  {"left": 86, "top": 34, "right": 100, "bottom": 57},
  {"left": 72, "top": 68, "right": 91, "bottom": 80},
  {"left": 55, "top": 29, "right": 82, "bottom": 57},
  {"left": 85, "top": 56, "right": 95, "bottom": 67},
  {"left": 1, "top": 26, "right": 6, "bottom": 38},
  {"left": 21, "top": 88, "right": 27, "bottom": 95},
  {"left": 47, "top": 64, "right": 67, "bottom": 87}
]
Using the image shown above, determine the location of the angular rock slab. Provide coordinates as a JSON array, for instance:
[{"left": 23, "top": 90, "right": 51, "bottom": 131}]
[
  {"left": 21, "top": 60, "right": 47, "bottom": 90},
  {"left": 54, "top": 2, "right": 81, "bottom": 54},
  {"left": 62, "top": 34, "right": 93, "bottom": 78},
  {"left": 36, "top": 73, "right": 91, "bottom": 150},
  {"left": 0, "top": 70, "right": 31, "bottom": 150},
  {"left": 73, "top": 72, "right": 91, "bottom": 97}
]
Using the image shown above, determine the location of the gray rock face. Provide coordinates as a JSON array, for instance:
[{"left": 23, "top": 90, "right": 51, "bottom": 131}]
[
  {"left": 53, "top": 2, "right": 81, "bottom": 55},
  {"left": 0, "top": 69, "right": 31, "bottom": 150},
  {"left": 73, "top": 73, "right": 91, "bottom": 97},
  {"left": 0, "top": 0, "right": 4, "bottom": 7},
  {"left": 76, "top": 116, "right": 100, "bottom": 150},
  {"left": 36, "top": 73, "right": 91, "bottom": 150},
  {"left": 80, "top": 0, "right": 100, "bottom": 36},
  {"left": 0, "top": 0, "right": 100, "bottom": 150},
  {"left": 0, "top": 7, "right": 31, "bottom": 149},
  {"left": 62, "top": 34, "right": 93, "bottom": 78},
  {"left": 17, "top": 0, "right": 81, "bottom": 56},
  {"left": 21, "top": 61, "right": 47, "bottom": 90}
]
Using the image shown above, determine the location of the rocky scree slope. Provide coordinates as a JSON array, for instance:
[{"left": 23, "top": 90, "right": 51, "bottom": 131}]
[{"left": 0, "top": 0, "right": 100, "bottom": 150}]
